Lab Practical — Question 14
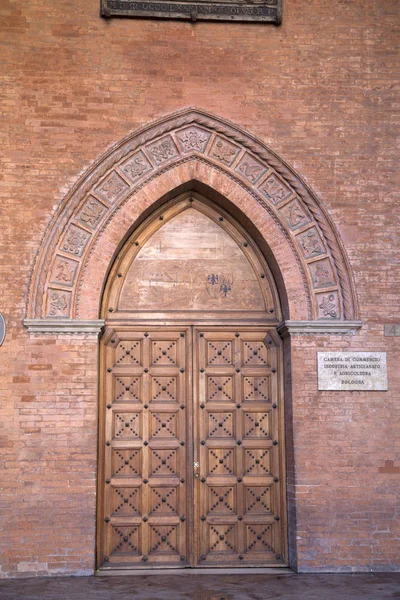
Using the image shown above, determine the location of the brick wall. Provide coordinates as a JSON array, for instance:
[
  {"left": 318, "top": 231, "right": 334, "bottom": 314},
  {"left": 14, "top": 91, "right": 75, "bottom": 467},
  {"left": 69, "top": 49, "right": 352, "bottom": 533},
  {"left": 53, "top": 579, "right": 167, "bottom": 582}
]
[{"left": 1, "top": 0, "right": 399, "bottom": 576}]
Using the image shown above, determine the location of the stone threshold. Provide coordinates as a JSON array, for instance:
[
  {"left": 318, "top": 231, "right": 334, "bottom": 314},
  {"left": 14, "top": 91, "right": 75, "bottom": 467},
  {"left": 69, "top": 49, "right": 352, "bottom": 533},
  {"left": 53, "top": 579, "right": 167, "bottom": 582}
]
[{"left": 96, "top": 567, "right": 293, "bottom": 576}]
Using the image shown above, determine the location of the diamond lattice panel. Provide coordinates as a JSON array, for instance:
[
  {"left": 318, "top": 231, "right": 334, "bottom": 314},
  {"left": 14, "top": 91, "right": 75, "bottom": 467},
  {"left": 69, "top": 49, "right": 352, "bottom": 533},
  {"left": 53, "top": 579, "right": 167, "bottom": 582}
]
[
  {"left": 244, "top": 412, "right": 270, "bottom": 438},
  {"left": 207, "top": 341, "right": 233, "bottom": 366},
  {"left": 111, "top": 486, "right": 141, "bottom": 517},
  {"left": 114, "top": 340, "right": 142, "bottom": 366},
  {"left": 114, "top": 376, "right": 141, "bottom": 404},
  {"left": 208, "top": 412, "right": 235, "bottom": 439},
  {"left": 245, "top": 486, "right": 272, "bottom": 515},
  {"left": 110, "top": 525, "right": 141, "bottom": 558},
  {"left": 244, "top": 525, "right": 275, "bottom": 557},
  {"left": 114, "top": 412, "right": 142, "bottom": 440},
  {"left": 206, "top": 376, "right": 234, "bottom": 403},
  {"left": 242, "top": 341, "right": 269, "bottom": 366},
  {"left": 150, "top": 412, "right": 178, "bottom": 440},
  {"left": 207, "top": 449, "right": 235, "bottom": 476},
  {"left": 208, "top": 525, "right": 238, "bottom": 556},
  {"left": 244, "top": 449, "right": 271, "bottom": 476},
  {"left": 243, "top": 376, "right": 270, "bottom": 403},
  {"left": 111, "top": 449, "right": 142, "bottom": 478},
  {"left": 150, "top": 377, "right": 177, "bottom": 404},
  {"left": 150, "top": 449, "right": 179, "bottom": 477},
  {"left": 151, "top": 341, "right": 177, "bottom": 366}
]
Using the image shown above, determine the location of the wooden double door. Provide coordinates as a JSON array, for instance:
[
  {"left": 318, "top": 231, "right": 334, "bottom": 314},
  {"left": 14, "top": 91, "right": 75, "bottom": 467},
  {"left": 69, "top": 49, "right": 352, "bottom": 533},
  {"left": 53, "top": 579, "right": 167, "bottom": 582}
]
[{"left": 98, "top": 325, "right": 286, "bottom": 569}]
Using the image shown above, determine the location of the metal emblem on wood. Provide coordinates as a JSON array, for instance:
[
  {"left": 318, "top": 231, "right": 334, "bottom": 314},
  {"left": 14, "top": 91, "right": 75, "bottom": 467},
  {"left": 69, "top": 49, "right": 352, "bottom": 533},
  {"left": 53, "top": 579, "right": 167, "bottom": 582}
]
[{"left": 101, "top": 0, "right": 282, "bottom": 24}]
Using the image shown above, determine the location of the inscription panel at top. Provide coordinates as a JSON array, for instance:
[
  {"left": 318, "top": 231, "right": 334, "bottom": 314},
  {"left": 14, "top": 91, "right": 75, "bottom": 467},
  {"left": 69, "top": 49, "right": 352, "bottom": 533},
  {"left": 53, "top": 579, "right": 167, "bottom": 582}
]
[{"left": 102, "top": 0, "right": 282, "bottom": 24}]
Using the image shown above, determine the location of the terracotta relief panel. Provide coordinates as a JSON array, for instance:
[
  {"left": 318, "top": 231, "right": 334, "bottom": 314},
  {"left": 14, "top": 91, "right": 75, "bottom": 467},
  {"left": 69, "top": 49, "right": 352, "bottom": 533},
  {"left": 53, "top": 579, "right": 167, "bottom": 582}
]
[
  {"left": 208, "top": 136, "right": 240, "bottom": 166},
  {"left": 61, "top": 224, "right": 91, "bottom": 257},
  {"left": 258, "top": 173, "right": 293, "bottom": 205},
  {"left": 297, "top": 227, "right": 326, "bottom": 259},
  {"left": 309, "top": 259, "right": 336, "bottom": 289},
  {"left": 280, "top": 199, "right": 311, "bottom": 231},
  {"left": 146, "top": 136, "right": 179, "bottom": 165},
  {"left": 95, "top": 171, "right": 130, "bottom": 204},
  {"left": 120, "top": 150, "right": 153, "bottom": 183},
  {"left": 176, "top": 127, "right": 211, "bottom": 153},
  {"left": 50, "top": 256, "right": 79, "bottom": 287},
  {"left": 77, "top": 196, "right": 107, "bottom": 229},
  {"left": 236, "top": 153, "right": 267, "bottom": 184}
]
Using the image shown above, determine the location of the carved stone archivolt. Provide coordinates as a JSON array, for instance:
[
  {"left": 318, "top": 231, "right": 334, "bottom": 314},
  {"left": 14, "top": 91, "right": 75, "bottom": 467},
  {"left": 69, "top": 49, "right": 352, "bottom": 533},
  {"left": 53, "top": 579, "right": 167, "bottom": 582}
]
[{"left": 25, "top": 108, "right": 359, "bottom": 324}]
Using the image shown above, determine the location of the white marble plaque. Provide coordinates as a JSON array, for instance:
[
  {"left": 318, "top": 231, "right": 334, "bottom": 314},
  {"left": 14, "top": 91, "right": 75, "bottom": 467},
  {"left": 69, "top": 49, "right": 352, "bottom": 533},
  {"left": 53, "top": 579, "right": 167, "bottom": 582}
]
[{"left": 317, "top": 352, "right": 387, "bottom": 391}]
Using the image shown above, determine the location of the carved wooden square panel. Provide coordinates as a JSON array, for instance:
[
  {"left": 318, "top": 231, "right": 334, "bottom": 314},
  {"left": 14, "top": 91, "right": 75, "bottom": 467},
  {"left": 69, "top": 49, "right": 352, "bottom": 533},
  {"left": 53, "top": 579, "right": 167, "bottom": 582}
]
[
  {"left": 110, "top": 525, "right": 141, "bottom": 557},
  {"left": 114, "top": 340, "right": 142, "bottom": 366},
  {"left": 244, "top": 524, "right": 274, "bottom": 556},
  {"left": 244, "top": 449, "right": 271, "bottom": 476},
  {"left": 208, "top": 412, "right": 235, "bottom": 439},
  {"left": 207, "top": 448, "right": 235, "bottom": 476},
  {"left": 207, "top": 524, "right": 238, "bottom": 556},
  {"left": 111, "top": 486, "right": 141, "bottom": 517},
  {"left": 245, "top": 486, "right": 272, "bottom": 515},
  {"left": 151, "top": 340, "right": 177, "bottom": 366},
  {"left": 243, "top": 376, "right": 270, "bottom": 403},
  {"left": 208, "top": 486, "right": 237, "bottom": 515},
  {"left": 113, "top": 412, "right": 142, "bottom": 440},
  {"left": 244, "top": 412, "right": 270, "bottom": 438},
  {"left": 112, "top": 449, "right": 142, "bottom": 478},
  {"left": 114, "top": 376, "right": 142, "bottom": 404},
  {"left": 241, "top": 340, "right": 269, "bottom": 366},
  {"left": 150, "top": 411, "right": 178, "bottom": 439},
  {"left": 149, "top": 525, "right": 179, "bottom": 556},
  {"left": 150, "top": 449, "right": 179, "bottom": 477},
  {"left": 206, "top": 340, "right": 233, "bottom": 366},
  {"left": 150, "top": 376, "right": 177, "bottom": 404},
  {"left": 150, "top": 486, "right": 179, "bottom": 515},
  {"left": 206, "top": 376, "right": 234, "bottom": 403}
]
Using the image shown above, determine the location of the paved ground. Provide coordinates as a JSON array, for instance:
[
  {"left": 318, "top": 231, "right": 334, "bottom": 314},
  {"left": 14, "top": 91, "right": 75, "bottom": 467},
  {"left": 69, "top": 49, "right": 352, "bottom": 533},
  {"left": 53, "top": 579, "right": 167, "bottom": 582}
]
[{"left": 0, "top": 573, "right": 399, "bottom": 600}]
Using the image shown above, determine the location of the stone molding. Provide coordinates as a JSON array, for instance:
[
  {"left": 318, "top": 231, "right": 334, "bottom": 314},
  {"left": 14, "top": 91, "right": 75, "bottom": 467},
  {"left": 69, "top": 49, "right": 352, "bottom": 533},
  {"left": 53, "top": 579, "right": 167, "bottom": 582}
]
[
  {"left": 23, "top": 319, "right": 105, "bottom": 334},
  {"left": 25, "top": 108, "right": 359, "bottom": 323},
  {"left": 277, "top": 320, "right": 363, "bottom": 337}
]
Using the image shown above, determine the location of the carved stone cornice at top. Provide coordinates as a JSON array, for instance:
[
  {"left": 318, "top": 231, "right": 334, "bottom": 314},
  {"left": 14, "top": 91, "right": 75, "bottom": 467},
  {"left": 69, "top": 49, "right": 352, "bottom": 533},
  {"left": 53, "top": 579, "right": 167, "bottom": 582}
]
[{"left": 25, "top": 107, "right": 359, "bottom": 323}]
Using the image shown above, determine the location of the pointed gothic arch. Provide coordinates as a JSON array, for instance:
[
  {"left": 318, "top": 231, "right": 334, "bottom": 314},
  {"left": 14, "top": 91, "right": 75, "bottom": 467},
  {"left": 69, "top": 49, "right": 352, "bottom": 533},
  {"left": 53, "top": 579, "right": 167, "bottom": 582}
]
[{"left": 24, "top": 108, "right": 360, "bottom": 332}]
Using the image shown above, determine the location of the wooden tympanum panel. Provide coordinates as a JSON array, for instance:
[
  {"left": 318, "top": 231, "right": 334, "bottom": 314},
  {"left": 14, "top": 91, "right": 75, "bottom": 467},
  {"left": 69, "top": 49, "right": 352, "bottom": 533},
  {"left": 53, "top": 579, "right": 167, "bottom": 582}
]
[
  {"left": 99, "top": 327, "right": 285, "bottom": 569},
  {"left": 119, "top": 208, "right": 266, "bottom": 312}
]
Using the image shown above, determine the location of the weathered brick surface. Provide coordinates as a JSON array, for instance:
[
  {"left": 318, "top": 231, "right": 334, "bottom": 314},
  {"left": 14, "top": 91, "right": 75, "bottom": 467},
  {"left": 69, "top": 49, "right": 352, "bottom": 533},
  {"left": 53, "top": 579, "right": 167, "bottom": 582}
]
[{"left": 1, "top": 0, "right": 399, "bottom": 577}]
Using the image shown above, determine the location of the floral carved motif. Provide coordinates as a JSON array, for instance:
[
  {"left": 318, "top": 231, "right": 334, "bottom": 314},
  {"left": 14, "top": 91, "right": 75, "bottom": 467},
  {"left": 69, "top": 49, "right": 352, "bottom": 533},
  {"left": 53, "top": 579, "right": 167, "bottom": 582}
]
[
  {"left": 309, "top": 259, "right": 335, "bottom": 289},
  {"left": 317, "top": 292, "right": 339, "bottom": 319},
  {"left": 47, "top": 290, "right": 71, "bottom": 317},
  {"left": 51, "top": 256, "right": 78, "bottom": 286},
  {"left": 236, "top": 154, "right": 267, "bottom": 183},
  {"left": 120, "top": 151, "right": 153, "bottom": 183},
  {"left": 62, "top": 225, "right": 91, "bottom": 257},
  {"left": 259, "top": 173, "right": 292, "bottom": 205},
  {"left": 176, "top": 127, "right": 211, "bottom": 153},
  {"left": 280, "top": 200, "right": 311, "bottom": 231},
  {"left": 78, "top": 197, "right": 107, "bottom": 229},
  {"left": 209, "top": 137, "right": 239, "bottom": 166},
  {"left": 96, "top": 172, "right": 129, "bottom": 203},
  {"left": 298, "top": 228, "right": 325, "bottom": 259},
  {"left": 147, "top": 136, "right": 179, "bottom": 165}
]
